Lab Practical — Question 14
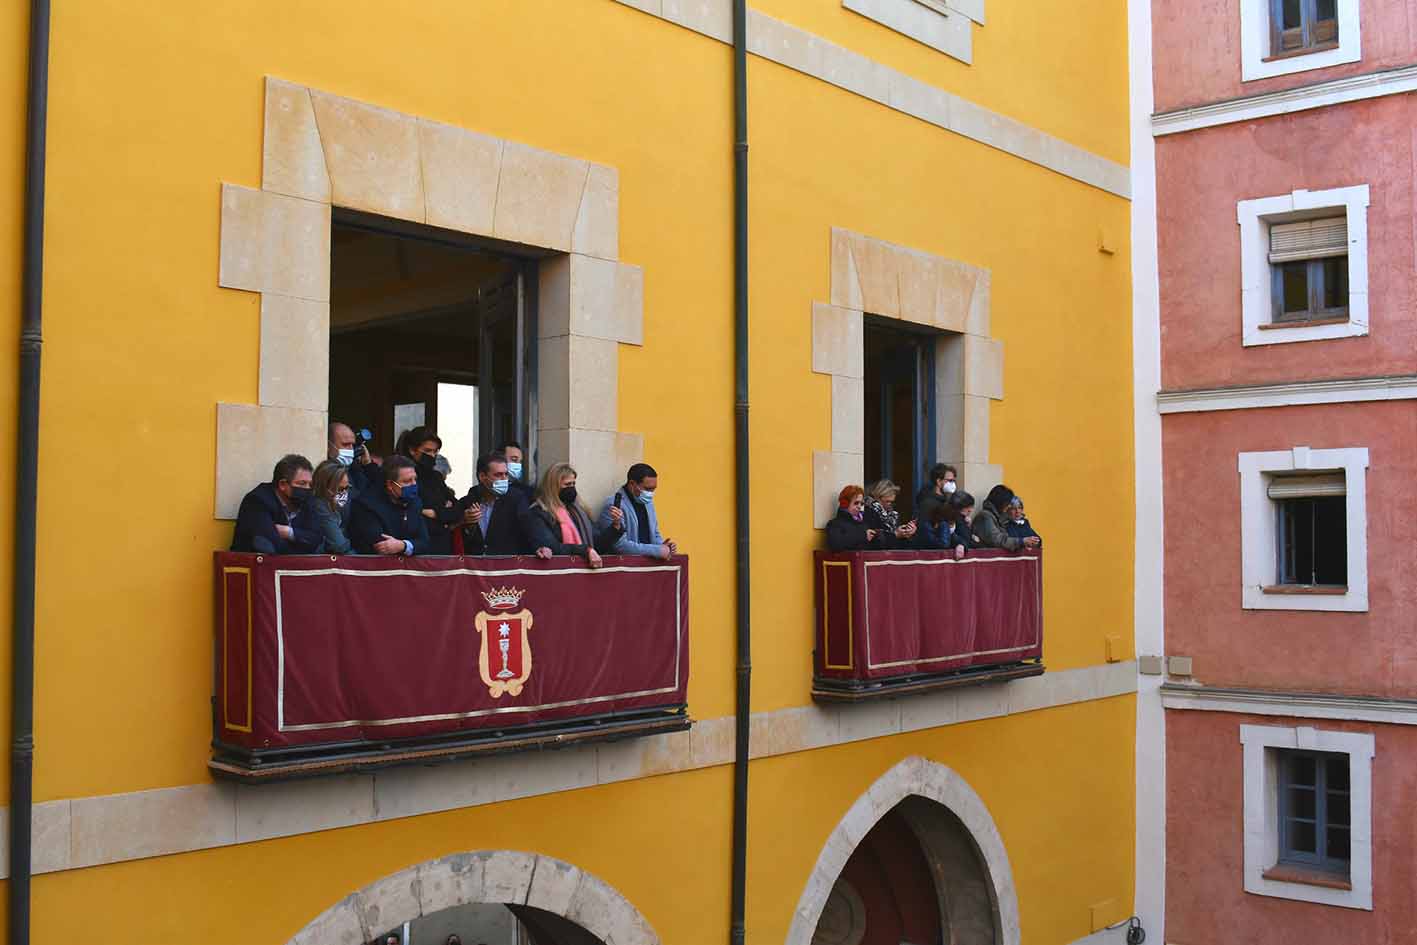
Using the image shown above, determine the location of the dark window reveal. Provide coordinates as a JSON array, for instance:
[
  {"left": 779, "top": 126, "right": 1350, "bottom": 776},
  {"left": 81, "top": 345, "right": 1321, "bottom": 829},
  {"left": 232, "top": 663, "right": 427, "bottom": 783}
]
[{"left": 1278, "top": 749, "right": 1351, "bottom": 876}]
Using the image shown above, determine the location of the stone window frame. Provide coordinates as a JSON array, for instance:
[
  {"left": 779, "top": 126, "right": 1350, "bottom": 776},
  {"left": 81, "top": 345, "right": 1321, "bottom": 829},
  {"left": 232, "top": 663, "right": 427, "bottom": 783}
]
[
  {"left": 840, "top": 0, "right": 984, "bottom": 64},
  {"left": 1240, "top": 0, "right": 1361, "bottom": 81},
  {"left": 1237, "top": 445, "right": 1369, "bottom": 612},
  {"left": 812, "top": 227, "right": 1004, "bottom": 527},
  {"left": 216, "top": 77, "right": 645, "bottom": 519},
  {"left": 1240, "top": 723, "right": 1374, "bottom": 910},
  {"left": 1237, "top": 185, "right": 1369, "bottom": 347}
]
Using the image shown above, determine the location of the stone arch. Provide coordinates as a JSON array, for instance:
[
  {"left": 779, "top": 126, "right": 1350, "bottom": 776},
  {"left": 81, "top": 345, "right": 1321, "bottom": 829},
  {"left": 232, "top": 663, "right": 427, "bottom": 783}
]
[
  {"left": 286, "top": 849, "right": 659, "bottom": 945},
  {"left": 811, "top": 227, "right": 1004, "bottom": 526},
  {"left": 216, "top": 77, "right": 645, "bottom": 521},
  {"left": 786, "top": 755, "right": 1021, "bottom": 945}
]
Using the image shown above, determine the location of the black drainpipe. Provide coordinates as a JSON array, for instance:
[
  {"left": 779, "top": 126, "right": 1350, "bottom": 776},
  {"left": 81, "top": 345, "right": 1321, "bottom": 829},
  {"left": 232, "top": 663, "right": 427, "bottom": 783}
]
[
  {"left": 729, "top": 1, "right": 751, "bottom": 944},
  {"left": 12, "top": 1, "right": 50, "bottom": 942}
]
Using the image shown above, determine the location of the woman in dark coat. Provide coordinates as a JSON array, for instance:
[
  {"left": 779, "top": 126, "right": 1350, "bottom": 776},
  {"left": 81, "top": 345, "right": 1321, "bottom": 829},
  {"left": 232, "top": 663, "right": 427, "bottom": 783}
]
[
  {"left": 521, "top": 462, "right": 604, "bottom": 567},
  {"left": 826, "top": 485, "right": 880, "bottom": 552},
  {"left": 399, "top": 425, "right": 461, "bottom": 554},
  {"left": 864, "top": 480, "right": 917, "bottom": 548},
  {"left": 972, "top": 484, "right": 1040, "bottom": 552}
]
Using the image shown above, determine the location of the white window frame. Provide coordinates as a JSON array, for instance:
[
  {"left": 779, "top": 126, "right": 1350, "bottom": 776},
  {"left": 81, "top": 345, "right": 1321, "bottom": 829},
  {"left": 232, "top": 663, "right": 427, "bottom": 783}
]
[
  {"left": 1238, "top": 446, "right": 1368, "bottom": 612},
  {"left": 1237, "top": 185, "right": 1369, "bottom": 347},
  {"left": 840, "top": 0, "right": 979, "bottom": 63},
  {"left": 1241, "top": 0, "right": 1361, "bottom": 81},
  {"left": 1241, "top": 724, "right": 1374, "bottom": 910}
]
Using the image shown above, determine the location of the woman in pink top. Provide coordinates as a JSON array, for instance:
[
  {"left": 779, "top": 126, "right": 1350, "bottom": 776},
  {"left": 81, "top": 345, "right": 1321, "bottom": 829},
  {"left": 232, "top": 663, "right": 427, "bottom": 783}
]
[{"left": 523, "top": 462, "right": 604, "bottom": 568}]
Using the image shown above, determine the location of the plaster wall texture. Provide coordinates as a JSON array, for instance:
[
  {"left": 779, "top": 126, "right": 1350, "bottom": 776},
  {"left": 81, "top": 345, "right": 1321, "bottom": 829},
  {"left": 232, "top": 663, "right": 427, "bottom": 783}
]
[
  {"left": 1156, "top": 94, "right": 1417, "bottom": 391},
  {"left": 1165, "top": 709, "right": 1417, "bottom": 943},
  {"left": 1161, "top": 403, "right": 1417, "bottom": 696},
  {"left": 1151, "top": 0, "right": 1417, "bottom": 113}
]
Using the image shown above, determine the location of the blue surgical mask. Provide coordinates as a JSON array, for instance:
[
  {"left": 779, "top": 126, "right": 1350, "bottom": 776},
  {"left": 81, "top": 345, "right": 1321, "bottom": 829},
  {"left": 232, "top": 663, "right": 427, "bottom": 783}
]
[
  {"left": 336, "top": 448, "right": 355, "bottom": 466},
  {"left": 507, "top": 461, "right": 524, "bottom": 480},
  {"left": 399, "top": 483, "right": 420, "bottom": 502},
  {"left": 491, "top": 479, "right": 510, "bottom": 496},
  {"left": 640, "top": 489, "right": 655, "bottom": 502}
]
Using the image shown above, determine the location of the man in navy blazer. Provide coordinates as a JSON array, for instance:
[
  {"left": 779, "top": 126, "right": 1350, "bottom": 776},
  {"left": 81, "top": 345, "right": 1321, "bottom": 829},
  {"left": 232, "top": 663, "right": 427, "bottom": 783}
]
[
  {"left": 461, "top": 451, "right": 530, "bottom": 556},
  {"left": 230, "top": 454, "right": 322, "bottom": 554},
  {"left": 348, "top": 456, "right": 432, "bottom": 556}
]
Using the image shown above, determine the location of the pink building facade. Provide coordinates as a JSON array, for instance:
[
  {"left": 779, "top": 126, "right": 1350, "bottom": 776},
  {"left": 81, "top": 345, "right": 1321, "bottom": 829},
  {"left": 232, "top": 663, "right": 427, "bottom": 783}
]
[{"left": 1145, "top": 1, "right": 1417, "bottom": 941}]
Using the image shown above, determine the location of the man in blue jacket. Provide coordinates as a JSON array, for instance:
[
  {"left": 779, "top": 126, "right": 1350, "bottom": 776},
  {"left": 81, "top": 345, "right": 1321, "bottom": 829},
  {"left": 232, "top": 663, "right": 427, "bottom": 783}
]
[
  {"left": 230, "top": 454, "right": 322, "bottom": 554},
  {"left": 348, "top": 456, "right": 432, "bottom": 556},
  {"left": 598, "top": 463, "right": 676, "bottom": 559}
]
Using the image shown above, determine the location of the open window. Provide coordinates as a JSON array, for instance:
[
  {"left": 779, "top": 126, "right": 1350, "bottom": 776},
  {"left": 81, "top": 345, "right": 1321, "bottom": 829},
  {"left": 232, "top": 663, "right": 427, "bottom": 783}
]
[
  {"left": 863, "top": 318, "right": 939, "bottom": 520},
  {"left": 329, "top": 211, "right": 537, "bottom": 494}
]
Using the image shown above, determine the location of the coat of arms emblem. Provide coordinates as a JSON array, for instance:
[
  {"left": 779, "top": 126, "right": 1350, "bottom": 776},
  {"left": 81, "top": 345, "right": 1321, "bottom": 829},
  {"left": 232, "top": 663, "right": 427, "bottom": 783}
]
[{"left": 474, "top": 586, "right": 534, "bottom": 698}]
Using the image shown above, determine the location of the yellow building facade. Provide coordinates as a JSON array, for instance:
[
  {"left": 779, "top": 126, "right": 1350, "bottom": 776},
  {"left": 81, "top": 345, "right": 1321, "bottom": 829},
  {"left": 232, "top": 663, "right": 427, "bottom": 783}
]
[{"left": 1, "top": 1, "right": 1136, "bottom": 942}]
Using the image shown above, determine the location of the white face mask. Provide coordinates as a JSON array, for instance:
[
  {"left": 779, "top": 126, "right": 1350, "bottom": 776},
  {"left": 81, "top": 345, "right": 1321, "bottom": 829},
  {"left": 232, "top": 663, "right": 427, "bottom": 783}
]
[
  {"left": 334, "top": 489, "right": 350, "bottom": 508},
  {"left": 943, "top": 481, "right": 957, "bottom": 494},
  {"left": 507, "top": 461, "right": 524, "bottom": 480},
  {"left": 336, "top": 448, "right": 355, "bottom": 466}
]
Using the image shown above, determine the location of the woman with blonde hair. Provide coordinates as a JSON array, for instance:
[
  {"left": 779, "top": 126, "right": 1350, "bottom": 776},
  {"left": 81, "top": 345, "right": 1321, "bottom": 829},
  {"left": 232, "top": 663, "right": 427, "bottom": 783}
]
[
  {"left": 521, "top": 462, "right": 603, "bottom": 568},
  {"left": 308, "top": 459, "right": 353, "bottom": 554},
  {"left": 864, "top": 479, "right": 916, "bottom": 547}
]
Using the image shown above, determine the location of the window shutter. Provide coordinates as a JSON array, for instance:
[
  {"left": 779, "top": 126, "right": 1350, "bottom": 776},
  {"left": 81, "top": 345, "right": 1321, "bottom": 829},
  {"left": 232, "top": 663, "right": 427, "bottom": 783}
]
[
  {"left": 1267, "top": 473, "right": 1346, "bottom": 499},
  {"left": 1269, "top": 217, "right": 1348, "bottom": 263}
]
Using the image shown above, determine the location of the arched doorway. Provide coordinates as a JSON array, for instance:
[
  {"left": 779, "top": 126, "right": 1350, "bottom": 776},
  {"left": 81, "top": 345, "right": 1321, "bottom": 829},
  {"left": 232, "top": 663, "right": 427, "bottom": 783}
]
[
  {"left": 790, "top": 756, "right": 1020, "bottom": 945},
  {"left": 285, "top": 851, "right": 659, "bottom": 945}
]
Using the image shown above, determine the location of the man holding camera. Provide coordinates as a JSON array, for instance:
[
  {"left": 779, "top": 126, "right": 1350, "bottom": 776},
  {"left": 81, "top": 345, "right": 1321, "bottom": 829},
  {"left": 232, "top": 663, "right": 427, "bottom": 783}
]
[{"left": 328, "top": 421, "right": 377, "bottom": 495}]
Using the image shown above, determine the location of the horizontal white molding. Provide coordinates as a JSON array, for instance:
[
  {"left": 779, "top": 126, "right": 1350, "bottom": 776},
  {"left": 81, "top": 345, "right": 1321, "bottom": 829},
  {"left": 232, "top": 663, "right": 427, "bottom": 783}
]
[
  {"left": 1162, "top": 682, "right": 1417, "bottom": 725},
  {"left": 1156, "top": 373, "right": 1417, "bottom": 414},
  {"left": 3, "top": 661, "right": 1135, "bottom": 878},
  {"left": 1153, "top": 62, "right": 1417, "bottom": 136},
  {"left": 612, "top": 0, "right": 1130, "bottom": 198}
]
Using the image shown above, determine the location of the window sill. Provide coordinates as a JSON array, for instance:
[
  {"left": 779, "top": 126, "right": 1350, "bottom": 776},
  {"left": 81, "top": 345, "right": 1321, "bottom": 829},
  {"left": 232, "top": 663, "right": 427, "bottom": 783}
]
[
  {"left": 1262, "top": 584, "right": 1349, "bottom": 596},
  {"left": 1263, "top": 864, "right": 1352, "bottom": 890},
  {"left": 1263, "top": 42, "right": 1340, "bottom": 63},
  {"left": 1259, "top": 316, "right": 1350, "bottom": 331}
]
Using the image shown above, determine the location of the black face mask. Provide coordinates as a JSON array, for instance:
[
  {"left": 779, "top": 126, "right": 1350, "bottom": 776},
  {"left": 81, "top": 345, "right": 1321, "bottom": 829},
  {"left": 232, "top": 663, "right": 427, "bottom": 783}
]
[
  {"left": 416, "top": 454, "right": 436, "bottom": 470},
  {"left": 289, "top": 485, "right": 312, "bottom": 505},
  {"left": 558, "top": 486, "right": 578, "bottom": 506}
]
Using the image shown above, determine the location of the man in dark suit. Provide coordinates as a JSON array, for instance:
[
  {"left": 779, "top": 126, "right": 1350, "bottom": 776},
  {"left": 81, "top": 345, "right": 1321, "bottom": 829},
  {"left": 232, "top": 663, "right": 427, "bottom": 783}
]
[
  {"left": 348, "top": 456, "right": 432, "bottom": 556},
  {"left": 230, "top": 454, "right": 322, "bottom": 554},
  {"left": 461, "top": 451, "right": 530, "bottom": 556}
]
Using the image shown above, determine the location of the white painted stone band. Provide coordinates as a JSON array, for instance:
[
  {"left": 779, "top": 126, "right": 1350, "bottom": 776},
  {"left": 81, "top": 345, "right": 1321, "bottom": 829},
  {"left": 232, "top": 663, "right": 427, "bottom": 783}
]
[
  {"left": 2, "top": 661, "right": 1134, "bottom": 879},
  {"left": 1157, "top": 373, "right": 1417, "bottom": 414},
  {"left": 1162, "top": 682, "right": 1417, "bottom": 725},
  {"left": 610, "top": 1, "right": 1130, "bottom": 198},
  {"left": 1153, "top": 62, "right": 1417, "bottom": 136}
]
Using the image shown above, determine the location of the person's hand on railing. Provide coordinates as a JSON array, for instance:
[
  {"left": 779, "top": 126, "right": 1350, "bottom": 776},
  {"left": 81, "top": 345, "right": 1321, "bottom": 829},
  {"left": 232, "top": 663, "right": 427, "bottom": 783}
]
[
  {"left": 1023, "top": 536, "right": 1041, "bottom": 549},
  {"left": 535, "top": 546, "right": 553, "bottom": 559},
  {"left": 655, "top": 543, "right": 673, "bottom": 560},
  {"left": 587, "top": 549, "right": 604, "bottom": 569},
  {"left": 954, "top": 544, "right": 965, "bottom": 560},
  {"left": 666, "top": 538, "right": 678, "bottom": 555},
  {"left": 373, "top": 533, "right": 405, "bottom": 556}
]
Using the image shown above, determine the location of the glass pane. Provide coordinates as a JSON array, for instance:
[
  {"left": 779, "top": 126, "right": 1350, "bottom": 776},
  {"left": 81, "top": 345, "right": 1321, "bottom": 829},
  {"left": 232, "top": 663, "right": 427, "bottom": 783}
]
[
  {"left": 1327, "top": 826, "right": 1351, "bottom": 861},
  {"left": 1316, "top": 0, "right": 1337, "bottom": 19},
  {"left": 1288, "top": 787, "right": 1316, "bottom": 819},
  {"left": 1328, "top": 791, "right": 1350, "bottom": 827},
  {"left": 1323, "top": 257, "right": 1348, "bottom": 310},
  {"left": 1287, "top": 753, "right": 1318, "bottom": 786},
  {"left": 1328, "top": 757, "right": 1350, "bottom": 790},
  {"left": 1281, "top": 0, "right": 1303, "bottom": 29},
  {"left": 1312, "top": 497, "right": 1348, "bottom": 585},
  {"left": 1280, "top": 262, "right": 1310, "bottom": 315},
  {"left": 1288, "top": 819, "right": 1317, "bottom": 854},
  {"left": 1314, "top": 0, "right": 1338, "bottom": 43}
]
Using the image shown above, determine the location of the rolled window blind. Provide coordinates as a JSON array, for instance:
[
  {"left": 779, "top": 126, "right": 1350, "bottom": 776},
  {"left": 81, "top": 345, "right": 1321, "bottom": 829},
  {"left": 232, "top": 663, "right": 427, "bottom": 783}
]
[
  {"left": 1269, "top": 217, "right": 1348, "bottom": 263},
  {"left": 1267, "top": 473, "right": 1346, "bottom": 499}
]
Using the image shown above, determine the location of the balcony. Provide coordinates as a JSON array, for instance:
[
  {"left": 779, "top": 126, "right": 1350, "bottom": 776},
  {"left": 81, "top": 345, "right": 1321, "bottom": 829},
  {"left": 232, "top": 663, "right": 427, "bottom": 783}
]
[
  {"left": 211, "top": 552, "right": 690, "bottom": 781},
  {"left": 813, "top": 548, "right": 1044, "bottom": 702}
]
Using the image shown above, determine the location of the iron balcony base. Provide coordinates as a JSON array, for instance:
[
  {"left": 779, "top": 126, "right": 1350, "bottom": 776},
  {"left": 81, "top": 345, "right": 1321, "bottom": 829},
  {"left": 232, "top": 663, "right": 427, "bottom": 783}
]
[
  {"left": 811, "top": 661, "right": 1045, "bottom": 703},
  {"left": 210, "top": 706, "right": 690, "bottom": 784}
]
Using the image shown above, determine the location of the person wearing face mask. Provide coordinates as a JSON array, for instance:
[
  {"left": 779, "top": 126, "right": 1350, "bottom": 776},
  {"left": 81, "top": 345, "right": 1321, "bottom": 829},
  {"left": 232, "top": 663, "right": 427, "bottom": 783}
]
[
  {"left": 398, "top": 426, "right": 460, "bottom": 555},
  {"left": 914, "top": 462, "right": 958, "bottom": 510},
  {"left": 948, "top": 490, "right": 980, "bottom": 547},
  {"left": 500, "top": 440, "right": 533, "bottom": 499},
  {"left": 328, "top": 421, "right": 376, "bottom": 494},
  {"left": 460, "top": 451, "right": 530, "bottom": 556},
  {"left": 826, "top": 485, "right": 881, "bottom": 551},
  {"left": 972, "top": 484, "right": 1041, "bottom": 552},
  {"left": 348, "top": 456, "right": 431, "bottom": 556},
  {"left": 230, "top": 454, "right": 323, "bottom": 554},
  {"left": 308, "top": 460, "right": 354, "bottom": 555},
  {"left": 522, "top": 462, "right": 604, "bottom": 568},
  {"left": 598, "top": 463, "right": 677, "bottom": 560}
]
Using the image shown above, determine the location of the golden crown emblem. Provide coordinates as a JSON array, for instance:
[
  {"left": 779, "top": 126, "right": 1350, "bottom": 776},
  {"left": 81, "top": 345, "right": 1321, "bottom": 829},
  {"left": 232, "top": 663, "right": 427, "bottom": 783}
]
[{"left": 481, "top": 586, "right": 526, "bottom": 610}]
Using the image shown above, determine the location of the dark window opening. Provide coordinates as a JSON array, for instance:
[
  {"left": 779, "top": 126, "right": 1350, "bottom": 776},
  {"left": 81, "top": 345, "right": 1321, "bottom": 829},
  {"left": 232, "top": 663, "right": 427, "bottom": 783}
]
[
  {"left": 1278, "top": 749, "right": 1351, "bottom": 876},
  {"left": 1273, "top": 258, "right": 1348, "bottom": 323},
  {"left": 863, "top": 318, "right": 939, "bottom": 522},
  {"left": 1270, "top": 0, "right": 1339, "bottom": 57},
  {"left": 1276, "top": 495, "right": 1347, "bottom": 586},
  {"left": 329, "top": 214, "right": 537, "bottom": 496}
]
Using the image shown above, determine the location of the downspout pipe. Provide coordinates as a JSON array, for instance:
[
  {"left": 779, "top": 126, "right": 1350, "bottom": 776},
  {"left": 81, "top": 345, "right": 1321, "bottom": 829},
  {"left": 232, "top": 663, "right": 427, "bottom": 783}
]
[
  {"left": 13, "top": 1, "right": 51, "bottom": 942},
  {"left": 729, "top": 1, "right": 751, "bottom": 944}
]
